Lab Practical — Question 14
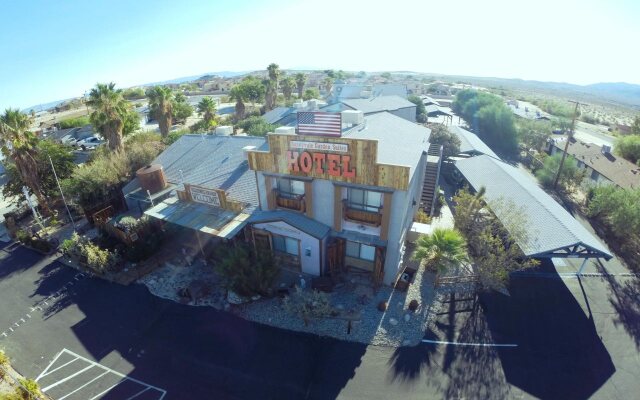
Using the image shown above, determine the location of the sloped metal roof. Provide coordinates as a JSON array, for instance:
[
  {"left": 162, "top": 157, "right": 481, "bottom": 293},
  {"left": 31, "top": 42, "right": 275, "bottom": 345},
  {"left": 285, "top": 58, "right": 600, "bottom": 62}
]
[
  {"left": 340, "top": 95, "right": 415, "bottom": 114},
  {"left": 455, "top": 155, "right": 611, "bottom": 259},
  {"left": 248, "top": 210, "right": 331, "bottom": 239},
  {"left": 449, "top": 126, "right": 500, "bottom": 159}
]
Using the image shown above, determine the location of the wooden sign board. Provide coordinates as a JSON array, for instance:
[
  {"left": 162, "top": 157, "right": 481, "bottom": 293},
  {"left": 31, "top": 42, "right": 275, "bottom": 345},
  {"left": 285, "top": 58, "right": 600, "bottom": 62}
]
[{"left": 247, "top": 134, "right": 410, "bottom": 190}]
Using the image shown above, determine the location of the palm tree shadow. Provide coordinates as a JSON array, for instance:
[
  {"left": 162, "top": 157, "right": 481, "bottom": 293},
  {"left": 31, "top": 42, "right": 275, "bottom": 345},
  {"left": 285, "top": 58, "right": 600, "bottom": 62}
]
[{"left": 387, "top": 329, "right": 439, "bottom": 384}]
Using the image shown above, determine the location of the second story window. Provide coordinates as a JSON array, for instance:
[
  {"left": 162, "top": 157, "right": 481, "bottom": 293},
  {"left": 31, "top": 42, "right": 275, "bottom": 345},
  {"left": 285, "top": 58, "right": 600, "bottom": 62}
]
[
  {"left": 347, "top": 188, "right": 382, "bottom": 212},
  {"left": 277, "top": 178, "right": 305, "bottom": 199}
]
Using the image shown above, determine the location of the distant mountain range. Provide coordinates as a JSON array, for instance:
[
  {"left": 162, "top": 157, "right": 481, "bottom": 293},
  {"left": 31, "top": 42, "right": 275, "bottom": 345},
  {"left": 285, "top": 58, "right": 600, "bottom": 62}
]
[
  {"left": 140, "top": 70, "right": 249, "bottom": 87},
  {"left": 425, "top": 75, "right": 640, "bottom": 110}
]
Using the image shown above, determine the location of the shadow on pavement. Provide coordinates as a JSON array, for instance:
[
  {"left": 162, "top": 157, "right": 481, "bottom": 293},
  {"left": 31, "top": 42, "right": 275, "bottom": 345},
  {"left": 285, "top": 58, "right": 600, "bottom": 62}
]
[
  {"left": 483, "top": 272, "right": 615, "bottom": 400},
  {"left": 0, "top": 244, "right": 43, "bottom": 280},
  {"left": 387, "top": 329, "right": 438, "bottom": 385},
  {"left": 30, "top": 260, "right": 368, "bottom": 400}
]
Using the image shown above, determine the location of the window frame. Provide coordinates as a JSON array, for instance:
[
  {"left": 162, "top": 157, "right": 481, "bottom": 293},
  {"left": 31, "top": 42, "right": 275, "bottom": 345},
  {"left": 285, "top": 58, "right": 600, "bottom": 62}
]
[
  {"left": 277, "top": 178, "right": 305, "bottom": 199},
  {"left": 347, "top": 188, "right": 383, "bottom": 212},
  {"left": 271, "top": 234, "right": 299, "bottom": 257},
  {"left": 345, "top": 241, "right": 376, "bottom": 262}
]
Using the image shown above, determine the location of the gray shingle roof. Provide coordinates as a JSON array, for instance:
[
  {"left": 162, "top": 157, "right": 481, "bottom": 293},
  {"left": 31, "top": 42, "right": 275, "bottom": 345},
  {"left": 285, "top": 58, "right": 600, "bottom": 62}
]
[
  {"left": 248, "top": 210, "right": 331, "bottom": 239},
  {"left": 449, "top": 126, "right": 500, "bottom": 159},
  {"left": 455, "top": 155, "right": 611, "bottom": 259},
  {"left": 343, "top": 112, "right": 430, "bottom": 182},
  {"left": 340, "top": 96, "right": 416, "bottom": 115},
  {"left": 147, "top": 135, "right": 267, "bottom": 211},
  {"left": 262, "top": 107, "right": 294, "bottom": 124}
]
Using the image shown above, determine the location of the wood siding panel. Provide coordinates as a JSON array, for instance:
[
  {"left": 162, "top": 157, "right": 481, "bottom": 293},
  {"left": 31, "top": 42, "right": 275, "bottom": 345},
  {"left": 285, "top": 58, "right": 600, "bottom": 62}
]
[
  {"left": 333, "top": 186, "right": 342, "bottom": 232},
  {"left": 304, "top": 181, "right": 313, "bottom": 218},
  {"left": 380, "top": 192, "right": 393, "bottom": 241}
]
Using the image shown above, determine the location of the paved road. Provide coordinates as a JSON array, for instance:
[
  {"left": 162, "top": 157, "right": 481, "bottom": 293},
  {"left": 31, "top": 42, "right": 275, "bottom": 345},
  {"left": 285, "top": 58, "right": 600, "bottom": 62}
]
[{"left": 1, "top": 243, "right": 640, "bottom": 399}]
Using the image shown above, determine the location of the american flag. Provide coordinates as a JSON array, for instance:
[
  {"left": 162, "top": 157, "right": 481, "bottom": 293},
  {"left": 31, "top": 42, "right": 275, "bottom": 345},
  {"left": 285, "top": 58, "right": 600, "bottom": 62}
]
[{"left": 297, "top": 112, "right": 342, "bottom": 136}]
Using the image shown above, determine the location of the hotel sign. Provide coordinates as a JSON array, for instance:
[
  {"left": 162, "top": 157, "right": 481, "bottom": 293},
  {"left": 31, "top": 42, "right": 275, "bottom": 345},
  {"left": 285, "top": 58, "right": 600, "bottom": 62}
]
[
  {"left": 190, "top": 186, "right": 221, "bottom": 207},
  {"left": 290, "top": 141, "right": 348, "bottom": 153}
]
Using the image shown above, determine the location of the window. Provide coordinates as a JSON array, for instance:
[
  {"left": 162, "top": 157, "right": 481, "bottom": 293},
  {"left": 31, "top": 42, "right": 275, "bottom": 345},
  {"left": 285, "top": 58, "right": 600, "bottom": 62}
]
[
  {"left": 347, "top": 188, "right": 382, "bottom": 212},
  {"left": 272, "top": 234, "right": 299, "bottom": 256},
  {"left": 277, "top": 178, "right": 305, "bottom": 198},
  {"left": 346, "top": 241, "right": 376, "bottom": 261},
  {"left": 577, "top": 160, "right": 584, "bottom": 169},
  {"left": 590, "top": 169, "right": 600, "bottom": 181}
]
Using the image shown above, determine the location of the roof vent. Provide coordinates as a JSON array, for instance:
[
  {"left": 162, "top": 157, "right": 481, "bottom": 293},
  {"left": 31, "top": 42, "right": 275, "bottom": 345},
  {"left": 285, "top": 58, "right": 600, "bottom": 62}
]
[{"left": 601, "top": 145, "right": 611, "bottom": 155}]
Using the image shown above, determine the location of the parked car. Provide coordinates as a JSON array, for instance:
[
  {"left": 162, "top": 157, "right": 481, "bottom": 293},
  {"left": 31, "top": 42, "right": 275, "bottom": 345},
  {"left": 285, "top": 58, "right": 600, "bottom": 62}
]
[
  {"left": 60, "top": 134, "right": 79, "bottom": 146},
  {"left": 75, "top": 136, "right": 105, "bottom": 150}
]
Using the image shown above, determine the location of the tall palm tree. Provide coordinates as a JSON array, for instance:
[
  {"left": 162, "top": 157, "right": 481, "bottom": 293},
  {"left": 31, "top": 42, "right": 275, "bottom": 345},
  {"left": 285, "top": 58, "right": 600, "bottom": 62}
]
[
  {"left": 197, "top": 97, "right": 217, "bottom": 127},
  {"left": 229, "top": 85, "right": 247, "bottom": 120},
  {"left": 146, "top": 86, "right": 174, "bottom": 137},
  {"left": 280, "top": 76, "right": 295, "bottom": 102},
  {"left": 0, "top": 109, "right": 51, "bottom": 216},
  {"left": 322, "top": 77, "right": 333, "bottom": 95},
  {"left": 294, "top": 73, "right": 306, "bottom": 99},
  {"left": 87, "top": 82, "right": 128, "bottom": 152},
  {"left": 265, "top": 63, "right": 280, "bottom": 111},
  {"left": 413, "top": 228, "right": 468, "bottom": 273}
]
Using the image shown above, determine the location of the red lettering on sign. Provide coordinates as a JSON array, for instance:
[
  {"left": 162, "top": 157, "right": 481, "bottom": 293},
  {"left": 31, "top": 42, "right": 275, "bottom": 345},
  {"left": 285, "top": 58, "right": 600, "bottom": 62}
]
[
  {"left": 287, "top": 151, "right": 299, "bottom": 172},
  {"left": 327, "top": 154, "right": 341, "bottom": 176},
  {"left": 312, "top": 153, "right": 326, "bottom": 174},
  {"left": 342, "top": 155, "right": 356, "bottom": 178},
  {"left": 299, "top": 151, "right": 313, "bottom": 173}
]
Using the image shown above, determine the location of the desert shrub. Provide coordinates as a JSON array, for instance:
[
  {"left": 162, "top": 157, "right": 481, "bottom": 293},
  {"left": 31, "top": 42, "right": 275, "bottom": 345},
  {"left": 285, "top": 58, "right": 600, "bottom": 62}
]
[
  {"left": 63, "top": 233, "right": 119, "bottom": 274},
  {"left": 283, "top": 287, "right": 332, "bottom": 322},
  {"left": 235, "top": 116, "right": 275, "bottom": 136},
  {"left": 414, "top": 210, "right": 432, "bottom": 224},
  {"left": 16, "top": 378, "right": 42, "bottom": 400},
  {"left": 615, "top": 135, "right": 640, "bottom": 164},
  {"left": 58, "top": 116, "right": 90, "bottom": 129},
  {"left": 116, "top": 216, "right": 139, "bottom": 233},
  {"left": 214, "top": 244, "right": 280, "bottom": 296}
]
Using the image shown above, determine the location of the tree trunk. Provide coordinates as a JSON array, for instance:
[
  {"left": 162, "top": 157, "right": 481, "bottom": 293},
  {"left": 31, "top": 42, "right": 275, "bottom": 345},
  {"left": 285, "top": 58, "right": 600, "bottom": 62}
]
[
  {"left": 158, "top": 111, "right": 171, "bottom": 137},
  {"left": 297, "top": 85, "right": 304, "bottom": 99},
  {"left": 235, "top": 100, "right": 245, "bottom": 120},
  {"left": 105, "top": 121, "right": 124, "bottom": 152}
]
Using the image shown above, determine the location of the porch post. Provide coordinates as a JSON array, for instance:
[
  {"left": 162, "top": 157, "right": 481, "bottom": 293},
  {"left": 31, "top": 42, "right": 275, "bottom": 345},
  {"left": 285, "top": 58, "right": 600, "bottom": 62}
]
[{"left": 577, "top": 258, "right": 588, "bottom": 275}]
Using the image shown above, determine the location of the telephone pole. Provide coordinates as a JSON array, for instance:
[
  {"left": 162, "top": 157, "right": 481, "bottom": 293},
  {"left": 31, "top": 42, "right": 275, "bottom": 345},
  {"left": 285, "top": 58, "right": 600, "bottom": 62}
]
[{"left": 552, "top": 100, "right": 582, "bottom": 190}]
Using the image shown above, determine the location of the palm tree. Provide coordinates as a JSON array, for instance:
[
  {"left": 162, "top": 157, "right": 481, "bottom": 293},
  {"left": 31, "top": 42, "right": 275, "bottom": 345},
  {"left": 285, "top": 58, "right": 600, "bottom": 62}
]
[
  {"left": 413, "top": 228, "right": 468, "bottom": 273},
  {"left": 0, "top": 109, "right": 51, "bottom": 216},
  {"left": 294, "top": 73, "right": 306, "bottom": 99},
  {"left": 265, "top": 63, "right": 280, "bottom": 111},
  {"left": 280, "top": 76, "right": 295, "bottom": 102},
  {"left": 197, "top": 97, "right": 217, "bottom": 127},
  {"left": 87, "top": 83, "right": 128, "bottom": 151},
  {"left": 322, "top": 77, "right": 333, "bottom": 95},
  {"left": 146, "top": 86, "right": 174, "bottom": 137},
  {"left": 229, "top": 85, "right": 247, "bottom": 120}
]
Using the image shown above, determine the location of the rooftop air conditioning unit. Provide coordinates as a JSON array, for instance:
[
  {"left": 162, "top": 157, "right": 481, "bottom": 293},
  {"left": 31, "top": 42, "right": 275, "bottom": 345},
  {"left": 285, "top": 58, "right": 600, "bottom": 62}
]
[
  {"left": 601, "top": 145, "right": 612, "bottom": 154},
  {"left": 215, "top": 125, "right": 233, "bottom": 136},
  {"left": 293, "top": 101, "right": 304, "bottom": 110},
  {"left": 307, "top": 100, "right": 317, "bottom": 110},
  {"left": 275, "top": 126, "right": 296, "bottom": 135},
  {"left": 341, "top": 110, "right": 364, "bottom": 126}
]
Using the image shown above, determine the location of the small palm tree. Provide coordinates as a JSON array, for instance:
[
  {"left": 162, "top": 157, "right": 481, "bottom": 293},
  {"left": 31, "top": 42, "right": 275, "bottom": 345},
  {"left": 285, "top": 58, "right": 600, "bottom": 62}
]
[
  {"left": 87, "top": 82, "right": 129, "bottom": 151},
  {"left": 281, "top": 76, "right": 295, "bottom": 102},
  {"left": 229, "top": 85, "right": 246, "bottom": 120},
  {"left": 146, "top": 86, "right": 174, "bottom": 137},
  {"left": 0, "top": 109, "right": 52, "bottom": 216},
  {"left": 197, "top": 97, "right": 217, "bottom": 127},
  {"left": 322, "top": 77, "right": 333, "bottom": 95},
  {"left": 265, "top": 63, "right": 280, "bottom": 111},
  {"left": 294, "top": 73, "right": 307, "bottom": 99},
  {"left": 413, "top": 228, "right": 468, "bottom": 273}
]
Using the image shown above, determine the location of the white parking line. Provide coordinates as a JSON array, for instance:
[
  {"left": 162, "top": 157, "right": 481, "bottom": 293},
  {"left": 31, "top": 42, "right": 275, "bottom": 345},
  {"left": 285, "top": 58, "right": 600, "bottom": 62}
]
[
  {"left": 422, "top": 339, "right": 518, "bottom": 347},
  {"left": 37, "top": 349, "right": 167, "bottom": 400}
]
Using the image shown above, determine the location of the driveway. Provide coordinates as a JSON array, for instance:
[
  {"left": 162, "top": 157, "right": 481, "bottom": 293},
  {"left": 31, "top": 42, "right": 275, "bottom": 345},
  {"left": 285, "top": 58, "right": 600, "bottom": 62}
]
[{"left": 1, "top": 243, "right": 639, "bottom": 399}]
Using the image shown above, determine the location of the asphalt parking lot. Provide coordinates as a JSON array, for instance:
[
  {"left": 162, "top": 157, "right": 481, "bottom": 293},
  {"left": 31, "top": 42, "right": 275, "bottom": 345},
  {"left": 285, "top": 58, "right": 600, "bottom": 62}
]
[{"left": 1, "top": 243, "right": 640, "bottom": 399}]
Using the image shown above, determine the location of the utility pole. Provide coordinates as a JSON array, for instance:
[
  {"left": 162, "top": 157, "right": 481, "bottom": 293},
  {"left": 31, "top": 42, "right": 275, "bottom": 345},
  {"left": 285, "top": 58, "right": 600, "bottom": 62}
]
[{"left": 553, "top": 100, "right": 581, "bottom": 190}]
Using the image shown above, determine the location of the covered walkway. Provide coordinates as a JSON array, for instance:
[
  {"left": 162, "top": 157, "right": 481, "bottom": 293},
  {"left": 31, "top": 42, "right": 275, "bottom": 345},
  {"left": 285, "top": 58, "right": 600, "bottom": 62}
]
[{"left": 455, "top": 155, "right": 612, "bottom": 264}]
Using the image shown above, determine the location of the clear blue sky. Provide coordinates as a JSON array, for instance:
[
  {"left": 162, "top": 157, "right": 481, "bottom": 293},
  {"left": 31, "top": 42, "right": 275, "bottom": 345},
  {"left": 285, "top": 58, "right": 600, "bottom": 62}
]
[{"left": 2, "top": 0, "right": 639, "bottom": 110}]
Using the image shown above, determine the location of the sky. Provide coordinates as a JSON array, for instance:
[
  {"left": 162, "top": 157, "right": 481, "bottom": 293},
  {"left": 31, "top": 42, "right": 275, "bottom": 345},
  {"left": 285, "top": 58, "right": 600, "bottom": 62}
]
[{"left": 1, "top": 0, "right": 639, "bottom": 110}]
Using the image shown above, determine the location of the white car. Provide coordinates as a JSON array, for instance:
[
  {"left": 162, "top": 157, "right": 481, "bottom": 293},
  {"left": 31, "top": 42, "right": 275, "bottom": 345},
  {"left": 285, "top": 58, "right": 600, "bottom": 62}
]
[{"left": 75, "top": 136, "right": 105, "bottom": 150}]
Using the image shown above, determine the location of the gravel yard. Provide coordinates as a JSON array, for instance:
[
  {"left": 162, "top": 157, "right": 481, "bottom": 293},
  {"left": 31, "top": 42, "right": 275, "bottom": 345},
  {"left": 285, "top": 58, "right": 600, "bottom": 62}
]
[{"left": 139, "top": 253, "right": 439, "bottom": 347}]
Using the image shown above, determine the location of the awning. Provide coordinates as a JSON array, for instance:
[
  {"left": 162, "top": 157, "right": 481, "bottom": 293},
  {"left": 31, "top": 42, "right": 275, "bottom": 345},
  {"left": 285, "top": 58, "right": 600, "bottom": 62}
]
[{"left": 145, "top": 197, "right": 249, "bottom": 239}]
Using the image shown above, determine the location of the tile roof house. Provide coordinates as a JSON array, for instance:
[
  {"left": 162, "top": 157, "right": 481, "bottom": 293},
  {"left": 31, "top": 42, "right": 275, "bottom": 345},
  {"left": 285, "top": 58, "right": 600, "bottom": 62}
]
[{"left": 549, "top": 138, "right": 640, "bottom": 189}]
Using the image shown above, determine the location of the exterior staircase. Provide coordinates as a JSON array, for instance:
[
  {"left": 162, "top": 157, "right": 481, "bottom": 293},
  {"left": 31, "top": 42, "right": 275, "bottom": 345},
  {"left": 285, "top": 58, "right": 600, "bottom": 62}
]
[{"left": 421, "top": 144, "right": 443, "bottom": 216}]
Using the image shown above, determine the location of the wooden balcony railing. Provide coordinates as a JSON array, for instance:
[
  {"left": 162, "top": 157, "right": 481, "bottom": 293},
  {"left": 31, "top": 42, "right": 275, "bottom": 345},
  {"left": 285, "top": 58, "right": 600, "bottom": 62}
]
[
  {"left": 274, "top": 190, "right": 306, "bottom": 212},
  {"left": 342, "top": 200, "right": 382, "bottom": 227}
]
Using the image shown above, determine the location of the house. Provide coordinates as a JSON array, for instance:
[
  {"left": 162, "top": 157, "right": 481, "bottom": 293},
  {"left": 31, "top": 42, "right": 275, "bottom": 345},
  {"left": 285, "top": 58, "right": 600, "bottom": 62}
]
[
  {"left": 328, "top": 84, "right": 408, "bottom": 103},
  {"left": 262, "top": 99, "right": 329, "bottom": 126},
  {"left": 548, "top": 138, "right": 640, "bottom": 189},
  {"left": 245, "top": 111, "right": 432, "bottom": 286},
  {"left": 122, "top": 135, "right": 267, "bottom": 245},
  {"left": 322, "top": 95, "right": 417, "bottom": 122},
  {"left": 42, "top": 124, "right": 95, "bottom": 144}
]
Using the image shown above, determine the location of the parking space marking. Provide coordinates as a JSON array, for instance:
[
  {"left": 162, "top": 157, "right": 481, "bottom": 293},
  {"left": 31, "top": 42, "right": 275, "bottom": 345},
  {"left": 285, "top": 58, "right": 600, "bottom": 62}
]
[
  {"left": 422, "top": 339, "right": 518, "bottom": 347},
  {"left": 37, "top": 349, "right": 167, "bottom": 400}
]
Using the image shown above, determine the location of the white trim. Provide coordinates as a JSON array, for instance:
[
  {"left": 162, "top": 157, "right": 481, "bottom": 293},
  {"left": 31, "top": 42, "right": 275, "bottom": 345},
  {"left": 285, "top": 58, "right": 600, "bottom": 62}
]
[{"left": 422, "top": 339, "right": 518, "bottom": 347}]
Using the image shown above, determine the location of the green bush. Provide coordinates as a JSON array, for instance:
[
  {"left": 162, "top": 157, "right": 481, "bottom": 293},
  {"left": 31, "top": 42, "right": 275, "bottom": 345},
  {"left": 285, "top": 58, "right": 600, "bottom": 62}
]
[
  {"left": 63, "top": 233, "right": 119, "bottom": 274},
  {"left": 235, "top": 116, "right": 275, "bottom": 136},
  {"left": 214, "top": 244, "right": 280, "bottom": 296},
  {"left": 615, "top": 135, "right": 640, "bottom": 164},
  {"left": 59, "top": 116, "right": 90, "bottom": 129},
  {"left": 17, "top": 378, "right": 42, "bottom": 400},
  {"left": 282, "top": 287, "right": 332, "bottom": 322}
]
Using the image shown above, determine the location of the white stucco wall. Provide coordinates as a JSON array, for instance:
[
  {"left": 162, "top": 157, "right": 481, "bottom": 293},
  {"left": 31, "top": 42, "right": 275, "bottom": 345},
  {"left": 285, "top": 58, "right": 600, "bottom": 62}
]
[
  {"left": 311, "top": 179, "right": 335, "bottom": 227},
  {"left": 256, "top": 171, "right": 269, "bottom": 210},
  {"left": 253, "top": 220, "right": 321, "bottom": 276}
]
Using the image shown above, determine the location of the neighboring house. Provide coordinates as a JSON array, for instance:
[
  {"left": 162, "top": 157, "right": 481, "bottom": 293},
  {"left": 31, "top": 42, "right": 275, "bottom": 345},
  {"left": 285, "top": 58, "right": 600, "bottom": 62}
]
[
  {"left": 122, "top": 135, "right": 267, "bottom": 226},
  {"left": 328, "top": 84, "right": 408, "bottom": 103},
  {"left": 262, "top": 99, "right": 329, "bottom": 126},
  {"left": 246, "top": 111, "right": 432, "bottom": 286},
  {"left": 448, "top": 126, "right": 500, "bottom": 159},
  {"left": 548, "top": 139, "right": 640, "bottom": 189},
  {"left": 42, "top": 124, "right": 95, "bottom": 144},
  {"left": 322, "top": 95, "right": 417, "bottom": 122}
]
